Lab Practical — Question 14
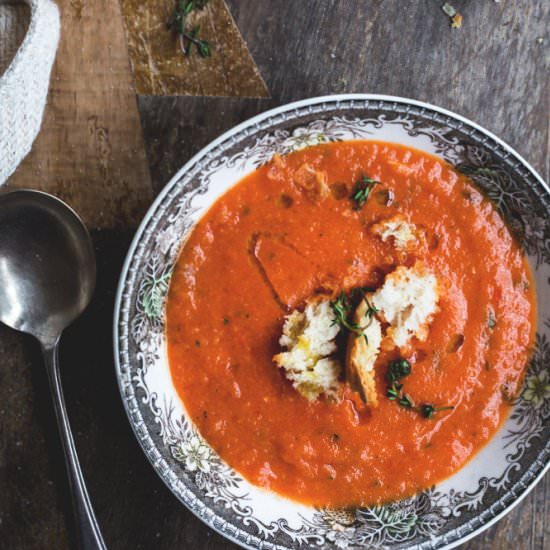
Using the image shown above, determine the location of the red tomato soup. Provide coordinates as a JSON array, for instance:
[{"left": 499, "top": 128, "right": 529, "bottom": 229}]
[{"left": 166, "top": 141, "right": 535, "bottom": 507}]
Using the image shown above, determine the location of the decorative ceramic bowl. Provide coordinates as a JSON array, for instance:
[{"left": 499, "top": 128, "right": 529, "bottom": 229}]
[{"left": 114, "top": 95, "right": 550, "bottom": 549}]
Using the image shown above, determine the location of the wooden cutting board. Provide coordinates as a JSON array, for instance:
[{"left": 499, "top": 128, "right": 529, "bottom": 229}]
[
  {"left": 6, "top": 0, "right": 267, "bottom": 229},
  {"left": 120, "top": 0, "right": 268, "bottom": 97},
  {"left": 6, "top": 0, "right": 153, "bottom": 229}
]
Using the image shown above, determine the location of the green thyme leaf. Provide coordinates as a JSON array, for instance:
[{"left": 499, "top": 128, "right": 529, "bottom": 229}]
[
  {"left": 419, "top": 404, "right": 454, "bottom": 419},
  {"left": 442, "top": 2, "right": 456, "bottom": 17},
  {"left": 386, "top": 381, "right": 402, "bottom": 401},
  {"left": 351, "top": 175, "right": 381, "bottom": 210},
  {"left": 387, "top": 358, "right": 411, "bottom": 382},
  {"left": 330, "top": 291, "right": 363, "bottom": 336},
  {"left": 399, "top": 394, "right": 415, "bottom": 409},
  {"left": 330, "top": 288, "right": 379, "bottom": 340},
  {"left": 168, "top": 0, "right": 211, "bottom": 58},
  {"left": 384, "top": 358, "right": 454, "bottom": 419}
]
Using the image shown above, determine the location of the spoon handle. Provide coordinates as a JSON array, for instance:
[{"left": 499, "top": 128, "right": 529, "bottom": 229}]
[{"left": 42, "top": 343, "right": 107, "bottom": 550}]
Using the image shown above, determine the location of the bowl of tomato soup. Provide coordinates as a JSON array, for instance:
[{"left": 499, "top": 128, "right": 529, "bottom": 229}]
[{"left": 115, "top": 96, "right": 550, "bottom": 550}]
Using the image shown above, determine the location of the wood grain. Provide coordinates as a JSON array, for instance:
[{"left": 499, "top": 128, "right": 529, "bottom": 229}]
[
  {"left": 6, "top": 0, "right": 153, "bottom": 229},
  {"left": 1, "top": 1, "right": 548, "bottom": 549},
  {"left": 120, "top": 0, "right": 268, "bottom": 97},
  {"left": 0, "top": 2, "right": 29, "bottom": 74}
]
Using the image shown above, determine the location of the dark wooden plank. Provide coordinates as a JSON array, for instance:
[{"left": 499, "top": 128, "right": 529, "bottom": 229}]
[
  {"left": 140, "top": 0, "right": 549, "bottom": 190},
  {"left": 1, "top": 1, "right": 548, "bottom": 549},
  {"left": 461, "top": 477, "right": 549, "bottom": 550}
]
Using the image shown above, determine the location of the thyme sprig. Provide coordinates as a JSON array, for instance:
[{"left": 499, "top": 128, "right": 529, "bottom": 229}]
[
  {"left": 361, "top": 294, "right": 379, "bottom": 327},
  {"left": 387, "top": 358, "right": 411, "bottom": 381},
  {"left": 351, "top": 175, "right": 381, "bottom": 210},
  {"left": 419, "top": 404, "right": 455, "bottom": 419},
  {"left": 385, "top": 358, "right": 454, "bottom": 419},
  {"left": 330, "top": 291, "right": 364, "bottom": 340},
  {"left": 399, "top": 393, "right": 416, "bottom": 409},
  {"left": 168, "top": 0, "right": 211, "bottom": 58},
  {"left": 387, "top": 381, "right": 403, "bottom": 400},
  {"left": 330, "top": 288, "right": 378, "bottom": 343}
]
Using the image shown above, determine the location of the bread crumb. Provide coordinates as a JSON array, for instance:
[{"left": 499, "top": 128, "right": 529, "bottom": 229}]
[
  {"left": 451, "top": 14, "right": 463, "bottom": 28},
  {"left": 274, "top": 299, "right": 342, "bottom": 401},
  {"left": 442, "top": 2, "right": 456, "bottom": 17},
  {"left": 372, "top": 262, "right": 439, "bottom": 348},
  {"left": 371, "top": 215, "right": 420, "bottom": 251},
  {"left": 346, "top": 299, "right": 382, "bottom": 406},
  {"left": 442, "top": 3, "right": 462, "bottom": 29},
  {"left": 293, "top": 163, "right": 330, "bottom": 200}
]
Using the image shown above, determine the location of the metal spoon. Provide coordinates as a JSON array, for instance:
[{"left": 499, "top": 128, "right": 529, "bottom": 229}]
[{"left": 0, "top": 190, "right": 106, "bottom": 549}]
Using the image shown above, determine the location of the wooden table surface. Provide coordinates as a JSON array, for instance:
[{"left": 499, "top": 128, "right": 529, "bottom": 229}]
[{"left": 1, "top": 1, "right": 549, "bottom": 548}]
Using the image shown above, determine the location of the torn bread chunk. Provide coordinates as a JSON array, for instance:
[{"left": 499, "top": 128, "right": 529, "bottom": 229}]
[
  {"left": 372, "top": 261, "right": 439, "bottom": 348},
  {"left": 345, "top": 299, "right": 382, "bottom": 406},
  {"left": 274, "top": 299, "right": 342, "bottom": 401},
  {"left": 293, "top": 163, "right": 330, "bottom": 201},
  {"left": 371, "top": 214, "right": 420, "bottom": 251}
]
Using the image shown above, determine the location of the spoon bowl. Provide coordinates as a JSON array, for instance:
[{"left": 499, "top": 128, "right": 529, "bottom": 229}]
[
  {"left": 0, "top": 189, "right": 105, "bottom": 549},
  {"left": 0, "top": 189, "right": 95, "bottom": 344}
]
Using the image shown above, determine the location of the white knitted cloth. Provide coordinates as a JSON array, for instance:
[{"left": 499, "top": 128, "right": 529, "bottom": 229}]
[{"left": 0, "top": 0, "right": 60, "bottom": 184}]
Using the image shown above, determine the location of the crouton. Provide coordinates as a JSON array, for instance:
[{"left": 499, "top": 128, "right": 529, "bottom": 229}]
[
  {"left": 371, "top": 215, "right": 420, "bottom": 251},
  {"left": 372, "top": 261, "right": 439, "bottom": 348},
  {"left": 274, "top": 299, "right": 342, "bottom": 401},
  {"left": 293, "top": 163, "right": 330, "bottom": 200},
  {"left": 267, "top": 153, "right": 288, "bottom": 182},
  {"left": 345, "top": 298, "right": 382, "bottom": 406}
]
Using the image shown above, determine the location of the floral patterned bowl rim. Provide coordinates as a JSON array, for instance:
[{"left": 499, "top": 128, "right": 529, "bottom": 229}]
[{"left": 114, "top": 94, "right": 550, "bottom": 550}]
